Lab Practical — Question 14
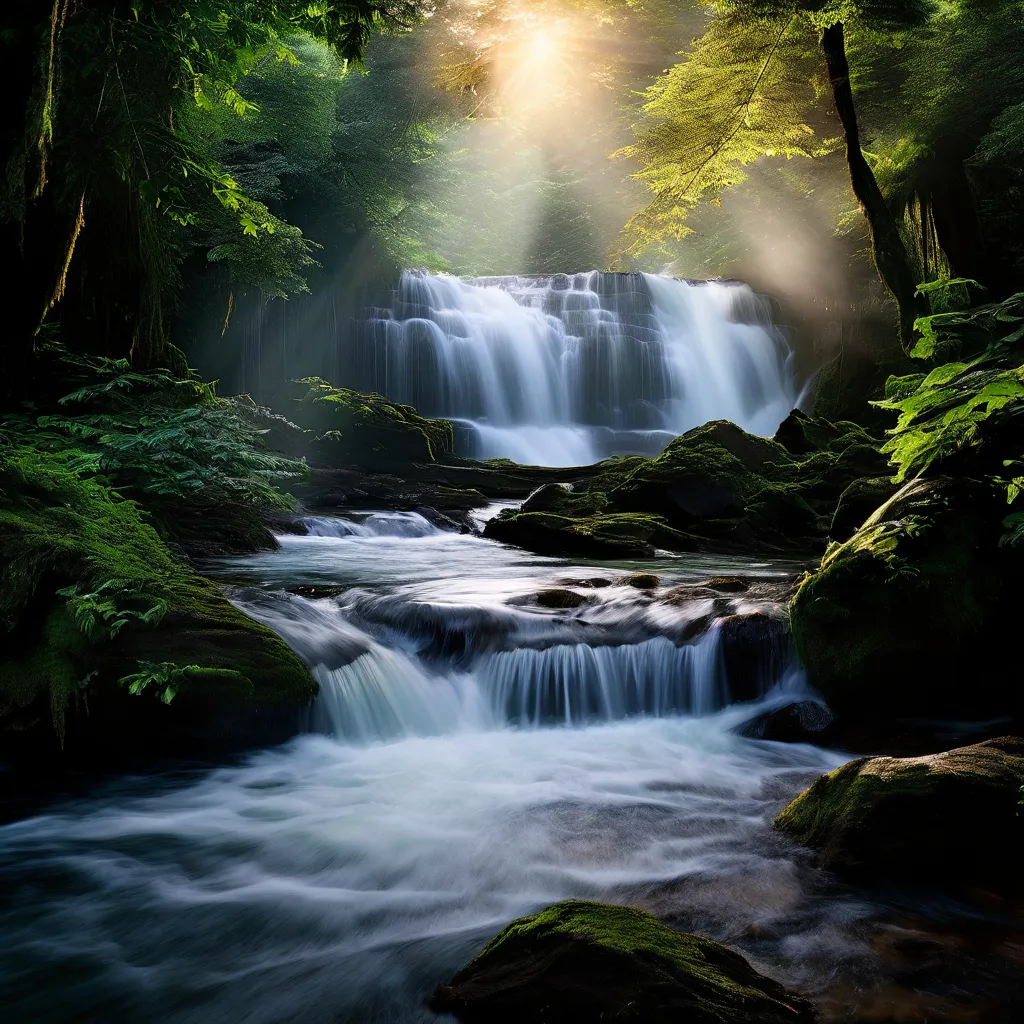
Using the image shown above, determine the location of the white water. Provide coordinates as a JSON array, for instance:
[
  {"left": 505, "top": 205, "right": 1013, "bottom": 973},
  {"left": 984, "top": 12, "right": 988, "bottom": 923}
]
[
  {"left": 348, "top": 271, "right": 799, "bottom": 465},
  {"left": 1, "top": 523, "right": 873, "bottom": 1024}
]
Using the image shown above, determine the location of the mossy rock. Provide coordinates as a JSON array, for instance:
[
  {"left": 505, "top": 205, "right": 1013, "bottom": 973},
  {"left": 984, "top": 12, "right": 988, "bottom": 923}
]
[
  {"left": 484, "top": 510, "right": 693, "bottom": 559},
  {"left": 775, "top": 737, "right": 1024, "bottom": 895},
  {"left": 430, "top": 899, "right": 814, "bottom": 1023},
  {"left": 828, "top": 475, "right": 900, "bottom": 542},
  {"left": 482, "top": 416, "right": 884, "bottom": 558},
  {"left": 0, "top": 447, "right": 315, "bottom": 758},
  {"left": 287, "top": 376, "right": 454, "bottom": 467},
  {"left": 789, "top": 476, "right": 1024, "bottom": 725},
  {"left": 613, "top": 420, "right": 787, "bottom": 523}
]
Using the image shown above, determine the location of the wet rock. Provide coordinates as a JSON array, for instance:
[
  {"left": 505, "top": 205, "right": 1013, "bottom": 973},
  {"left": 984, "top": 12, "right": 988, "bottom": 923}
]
[
  {"left": 484, "top": 511, "right": 664, "bottom": 560},
  {"left": 775, "top": 737, "right": 1024, "bottom": 896},
  {"left": 739, "top": 701, "right": 836, "bottom": 744},
  {"left": 623, "top": 573, "right": 660, "bottom": 590},
  {"left": 535, "top": 588, "right": 591, "bottom": 610},
  {"left": 430, "top": 899, "right": 815, "bottom": 1024},
  {"left": 285, "top": 585, "right": 345, "bottom": 600},
  {"left": 706, "top": 576, "right": 749, "bottom": 593},
  {"left": 716, "top": 611, "right": 792, "bottom": 704},
  {"left": 412, "top": 505, "right": 468, "bottom": 533}
]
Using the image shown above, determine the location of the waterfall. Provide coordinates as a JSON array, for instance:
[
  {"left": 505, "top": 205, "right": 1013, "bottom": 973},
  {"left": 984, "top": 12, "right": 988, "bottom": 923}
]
[
  {"left": 297, "top": 511, "right": 445, "bottom": 539},
  {"left": 345, "top": 270, "right": 798, "bottom": 466}
]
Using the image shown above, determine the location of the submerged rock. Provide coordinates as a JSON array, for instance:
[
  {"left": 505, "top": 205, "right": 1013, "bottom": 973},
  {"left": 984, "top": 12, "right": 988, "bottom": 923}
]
[
  {"left": 739, "top": 701, "right": 836, "bottom": 744},
  {"left": 535, "top": 588, "right": 592, "bottom": 610},
  {"left": 790, "top": 476, "right": 1024, "bottom": 727},
  {"left": 430, "top": 899, "right": 815, "bottom": 1023},
  {"left": 623, "top": 572, "right": 660, "bottom": 590},
  {"left": 775, "top": 737, "right": 1024, "bottom": 895}
]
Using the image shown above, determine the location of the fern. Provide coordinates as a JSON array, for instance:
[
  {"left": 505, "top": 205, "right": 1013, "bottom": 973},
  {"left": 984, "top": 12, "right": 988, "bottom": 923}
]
[
  {"left": 876, "top": 293, "right": 1024, "bottom": 486},
  {"left": 119, "top": 661, "right": 199, "bottom": 704},
  {"left": 19, "top": 355, "right": 308, "bottom": 534}
]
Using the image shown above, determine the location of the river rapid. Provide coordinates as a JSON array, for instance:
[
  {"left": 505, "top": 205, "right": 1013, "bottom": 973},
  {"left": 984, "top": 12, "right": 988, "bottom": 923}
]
[{"left": 1, "top": 513, "right": 1014, "bottom": 1022}]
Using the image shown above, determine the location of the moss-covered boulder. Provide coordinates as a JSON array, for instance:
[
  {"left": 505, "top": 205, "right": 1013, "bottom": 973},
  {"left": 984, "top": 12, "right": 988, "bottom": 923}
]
[
  {"left": 0, "top": 447, "right": 316, "bottom": 759},
  {"left": 483, "top": 416, "right": 887, "bottom": 558},
  {"left": 430, "top": 900, "right": 814, "bottom": 1023},
  {"left": 287, "top": 376, "right": 453, "bottom": 467},
  {"left": 789, "top": 476, "right": 1024, "bottom": 725},
  {"left": 484, "top": 510, "right": 692, "bottom": 559},
  {"left": 774, "top": 738, "right": 1024, "bottom": 895}
]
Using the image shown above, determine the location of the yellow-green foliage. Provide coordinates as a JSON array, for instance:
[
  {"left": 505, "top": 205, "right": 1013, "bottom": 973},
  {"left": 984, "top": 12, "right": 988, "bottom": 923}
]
[
  {"left": 620, "top": 8, "right": 835, "bottom": 255},
  {"left": 874, "top": 293, "right": 1024, "bottom": 489}
]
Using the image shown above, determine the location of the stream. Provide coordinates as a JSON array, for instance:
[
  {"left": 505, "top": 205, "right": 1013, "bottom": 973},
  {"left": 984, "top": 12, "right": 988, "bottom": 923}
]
[{"left": 0, "top": 511, "right": 925, "bottom": 1022}]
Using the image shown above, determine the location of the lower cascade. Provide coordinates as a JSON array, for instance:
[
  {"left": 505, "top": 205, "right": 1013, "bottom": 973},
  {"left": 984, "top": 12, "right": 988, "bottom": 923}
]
[
  {"left": 230, "top": 527, "right": 806, "bottom": 744},
  {"left": 344, "top": 270, "right": 799, "bottom": 466}
]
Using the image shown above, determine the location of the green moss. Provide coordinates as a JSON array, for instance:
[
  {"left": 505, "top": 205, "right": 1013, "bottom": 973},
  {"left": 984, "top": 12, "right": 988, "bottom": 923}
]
[
  {"left": 0, "top": 444, "right": 315, "bottom": 742},
  {"left": 775, "top": 739, "right": 1024, "bottom": 892},
  {"left": 477, "top": 901, "right": 775, "bottom": 1002},
  {"left": 485, "top": 415, "right": 889, "bottom": 559},
  {"left": 434, "top": 899, "right": 813, "bottom": 1022}
]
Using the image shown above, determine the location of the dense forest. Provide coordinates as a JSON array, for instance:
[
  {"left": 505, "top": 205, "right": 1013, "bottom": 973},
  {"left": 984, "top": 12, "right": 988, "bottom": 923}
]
[{"left": 3, "top": 2, "right": 1024, "bottom": 1022}]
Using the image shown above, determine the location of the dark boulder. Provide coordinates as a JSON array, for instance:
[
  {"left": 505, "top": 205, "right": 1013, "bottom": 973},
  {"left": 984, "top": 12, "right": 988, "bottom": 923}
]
[
  {"left": 775, "top": 737, "right": 1024, "bottom": 896},
  {"left": 716, "top": 611, "right": 793, "bottom": 704},
  {"left": 535, "top": 588, "right": 592, "bottom": 610},
  {"left": 828, "top": 476, "right": 899, "bottom": 542},
  {"left": 623, "top": 573, "right": 660, "bottom": 590},
  {"left": 739, "top": 701, "right": 836, "bottom": 744},
  {"left": 430, "top": 899, "right": 815, "bottom": 1024}
]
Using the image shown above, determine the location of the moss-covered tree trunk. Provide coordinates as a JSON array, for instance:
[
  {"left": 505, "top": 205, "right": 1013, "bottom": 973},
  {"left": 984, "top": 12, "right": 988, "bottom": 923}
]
[{"left": 820, "top": 21, "right": 926, "bottom": 353}]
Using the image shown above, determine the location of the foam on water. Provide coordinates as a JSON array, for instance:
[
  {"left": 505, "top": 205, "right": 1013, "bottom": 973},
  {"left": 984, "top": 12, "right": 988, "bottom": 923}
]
[{"left": 0, "top": 715, "right": 860, "bottom": 1023}]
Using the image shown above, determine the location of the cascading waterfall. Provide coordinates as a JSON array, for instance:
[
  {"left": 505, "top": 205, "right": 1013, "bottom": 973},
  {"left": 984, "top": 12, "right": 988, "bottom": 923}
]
[
  {"left": 345, "top": 270, "right": 799, "bottom": 466},
  {"left": 235, "top": 559, "right": 804, "bottom": 745}
]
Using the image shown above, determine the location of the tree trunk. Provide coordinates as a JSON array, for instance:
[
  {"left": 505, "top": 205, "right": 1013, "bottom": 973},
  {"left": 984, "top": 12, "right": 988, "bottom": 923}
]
[
  {"left": 929, "top": 160, "right": 1002, "bottom": 296},
  {"left": 820, "top": 22, "right": 926, "bottom": 353}
]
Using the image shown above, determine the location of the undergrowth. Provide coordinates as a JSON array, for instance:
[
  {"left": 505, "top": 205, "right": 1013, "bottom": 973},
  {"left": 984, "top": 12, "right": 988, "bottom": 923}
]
[
  {"left": 0, "top": 354, "right": 312, "bottom": 741},
  {"left": 874, "top": 291, "right": 1024, "bottom": 542}
]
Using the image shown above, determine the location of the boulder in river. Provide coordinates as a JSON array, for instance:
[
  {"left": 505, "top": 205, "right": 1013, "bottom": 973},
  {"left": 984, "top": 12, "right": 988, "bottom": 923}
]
[
  {"left": 430, "top": 899, "right": 815, "bottom": 1023},
  {"left": 739, "top": 701, "right": 836, "bottom": 744},
  {"left": 774, "top": 737, "right": 1024, "bottom": 896},
  {"left": 716, "top": 611, "right": 793, "bottom": 704}
]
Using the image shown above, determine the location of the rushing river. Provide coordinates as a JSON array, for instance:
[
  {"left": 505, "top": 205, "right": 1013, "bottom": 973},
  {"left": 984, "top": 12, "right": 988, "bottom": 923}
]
[{"left": 1, "top": 514, "right": 1009, "bottom": 1022}]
